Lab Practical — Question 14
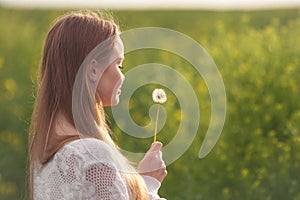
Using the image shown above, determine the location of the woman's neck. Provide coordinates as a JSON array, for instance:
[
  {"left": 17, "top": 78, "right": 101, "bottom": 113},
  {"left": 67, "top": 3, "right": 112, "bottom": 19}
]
[{"left": 54, "top": 112, "right": 78, "bottom": 136}]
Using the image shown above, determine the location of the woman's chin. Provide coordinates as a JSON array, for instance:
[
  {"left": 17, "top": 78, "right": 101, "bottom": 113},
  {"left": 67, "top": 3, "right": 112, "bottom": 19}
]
[
  {"left": 110, "top": 99, "right": 120, "bottom": 106},
  {"left": 103, "top": 96, "right": 120, "bottom": 107}
]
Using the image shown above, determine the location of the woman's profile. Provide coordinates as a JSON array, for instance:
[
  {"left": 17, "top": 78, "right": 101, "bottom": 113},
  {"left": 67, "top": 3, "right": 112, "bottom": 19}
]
[{"left": 28, "top": 11, "right": 167, "bottom": 199}]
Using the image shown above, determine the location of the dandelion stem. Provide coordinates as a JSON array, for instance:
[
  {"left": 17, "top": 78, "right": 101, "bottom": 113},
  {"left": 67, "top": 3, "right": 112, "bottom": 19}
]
[{"left": 154, "top": 103, "right": 161, "bottom": 142}]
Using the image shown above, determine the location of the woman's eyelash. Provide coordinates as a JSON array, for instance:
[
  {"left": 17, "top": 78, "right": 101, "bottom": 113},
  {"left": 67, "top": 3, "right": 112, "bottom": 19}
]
[{"left": 118, "top": 65, "right": 124, "bottom": 70}]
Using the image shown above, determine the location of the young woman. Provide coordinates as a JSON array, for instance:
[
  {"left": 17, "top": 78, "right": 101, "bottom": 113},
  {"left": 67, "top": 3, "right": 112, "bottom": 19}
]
[{"left": 29, "top": 11, "right": 167, "bottom": 199}]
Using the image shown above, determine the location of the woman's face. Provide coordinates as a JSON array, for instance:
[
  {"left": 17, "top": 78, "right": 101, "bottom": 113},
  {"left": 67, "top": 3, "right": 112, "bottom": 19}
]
[{"left": 97, "top": 57, "right": 125, "bottom": 106}]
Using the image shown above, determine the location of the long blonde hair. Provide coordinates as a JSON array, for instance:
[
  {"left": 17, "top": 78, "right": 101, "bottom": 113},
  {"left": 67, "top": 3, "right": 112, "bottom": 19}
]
[{"left": 28, "top": 11, "right": 148, "bottom": 199}]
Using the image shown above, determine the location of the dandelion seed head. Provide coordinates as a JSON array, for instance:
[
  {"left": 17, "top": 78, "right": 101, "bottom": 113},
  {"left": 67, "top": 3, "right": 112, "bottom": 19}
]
[{"left": 152, "top": 88, "right": 167, "bottom": 104}]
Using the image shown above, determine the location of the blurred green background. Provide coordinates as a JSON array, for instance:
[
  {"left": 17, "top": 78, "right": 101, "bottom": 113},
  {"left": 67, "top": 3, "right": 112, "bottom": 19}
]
[{"left": 0, "top": 5, "right": 300, "bottom": 200}]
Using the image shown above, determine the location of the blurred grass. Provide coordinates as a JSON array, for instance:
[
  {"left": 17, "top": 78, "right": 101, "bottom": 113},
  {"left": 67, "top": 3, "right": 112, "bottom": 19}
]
[{"left": 0, "top": 5, "right": 300, "bottom": 200}]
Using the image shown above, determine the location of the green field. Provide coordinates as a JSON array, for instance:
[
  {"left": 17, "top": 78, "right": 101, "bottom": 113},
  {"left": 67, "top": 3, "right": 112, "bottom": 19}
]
[{"left": 0, "top": 6, "right": 300, "bottom": 200}]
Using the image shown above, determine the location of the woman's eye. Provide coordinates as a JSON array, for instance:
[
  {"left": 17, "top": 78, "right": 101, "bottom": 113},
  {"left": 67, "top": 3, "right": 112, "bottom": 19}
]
[{"left": 118, "top": 65, "right": 124, "bottom": 70}]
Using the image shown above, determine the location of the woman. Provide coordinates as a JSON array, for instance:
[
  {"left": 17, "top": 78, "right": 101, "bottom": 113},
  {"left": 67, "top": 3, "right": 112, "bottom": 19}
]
[{"left": 29, "top": 11, "right": 167, "bottom": 199}]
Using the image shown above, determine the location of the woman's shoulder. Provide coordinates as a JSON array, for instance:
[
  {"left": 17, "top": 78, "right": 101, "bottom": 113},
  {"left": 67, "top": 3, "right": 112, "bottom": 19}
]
[
  {"left": 56, "top": 138, "right": 116, "bottom": 165},
  {"left": 66, "top": 138, "right": 112, "bottom": 152}
]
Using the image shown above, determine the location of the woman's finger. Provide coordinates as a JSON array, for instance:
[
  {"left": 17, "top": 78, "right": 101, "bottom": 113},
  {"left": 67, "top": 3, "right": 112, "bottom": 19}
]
[{"left": 148, "top": 142, "right": 162, "bottom": 153}]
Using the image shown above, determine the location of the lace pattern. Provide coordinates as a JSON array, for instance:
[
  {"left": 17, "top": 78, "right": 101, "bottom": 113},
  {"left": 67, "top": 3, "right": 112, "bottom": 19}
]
[
  {"left": 34, "top": 139, "right": 129, "bottom": 200},
  {"left": 34, "top": 138, "right": 164, "bottom": 199}
]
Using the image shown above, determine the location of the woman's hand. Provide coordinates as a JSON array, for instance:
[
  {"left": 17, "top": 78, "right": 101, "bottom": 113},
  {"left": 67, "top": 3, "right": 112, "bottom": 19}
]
[{"left": 137, "top": 142, "right": 167, "bottom": 183}]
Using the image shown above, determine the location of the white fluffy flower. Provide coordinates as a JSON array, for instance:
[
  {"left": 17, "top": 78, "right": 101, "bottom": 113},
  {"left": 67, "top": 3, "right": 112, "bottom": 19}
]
[{"left": 152, "top": 89, "right": 167, "bottom": 104}]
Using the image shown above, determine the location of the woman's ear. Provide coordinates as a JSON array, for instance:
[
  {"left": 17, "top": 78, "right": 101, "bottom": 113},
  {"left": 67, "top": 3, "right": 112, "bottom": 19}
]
[{"left": 88, "top": 59, "right": 99, "bottom": 82}]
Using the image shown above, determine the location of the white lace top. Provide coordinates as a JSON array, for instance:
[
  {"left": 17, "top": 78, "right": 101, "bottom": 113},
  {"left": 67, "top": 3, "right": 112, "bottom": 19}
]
[{"left": 34, "top": 138, "right": 165, "bottom": 200}]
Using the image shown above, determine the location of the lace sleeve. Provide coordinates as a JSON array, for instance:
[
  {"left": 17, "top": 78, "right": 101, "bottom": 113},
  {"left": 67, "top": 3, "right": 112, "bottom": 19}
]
[
  {"left": 81, "top": 139, "right": 165, "bottom": 200},
  {"left": 142, "top": 175, "right": 167, "bottom": 200},
  {"left": 77, "top": 139, "right": 130, "bottom": 200},
  {"left": 84, "top": 162, "right": 129, "bottom": 200}
]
